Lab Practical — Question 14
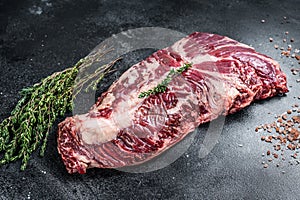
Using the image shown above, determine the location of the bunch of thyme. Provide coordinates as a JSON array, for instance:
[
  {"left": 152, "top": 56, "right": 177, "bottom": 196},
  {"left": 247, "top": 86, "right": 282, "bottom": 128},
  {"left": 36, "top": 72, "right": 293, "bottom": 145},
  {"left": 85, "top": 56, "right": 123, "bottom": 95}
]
[
  {"left": 138, "top": 63, "right": 192, "bottom": 98},
  {"left": 0, "top": 48, "right": 117, "bottom": 170}
]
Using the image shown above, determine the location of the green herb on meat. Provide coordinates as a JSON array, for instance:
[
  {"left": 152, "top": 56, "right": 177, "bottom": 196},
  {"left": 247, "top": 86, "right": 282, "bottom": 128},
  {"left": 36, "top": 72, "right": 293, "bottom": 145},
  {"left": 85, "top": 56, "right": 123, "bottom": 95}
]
[{"left": 138, "top": 63, "right": 192, "bottom": 98}]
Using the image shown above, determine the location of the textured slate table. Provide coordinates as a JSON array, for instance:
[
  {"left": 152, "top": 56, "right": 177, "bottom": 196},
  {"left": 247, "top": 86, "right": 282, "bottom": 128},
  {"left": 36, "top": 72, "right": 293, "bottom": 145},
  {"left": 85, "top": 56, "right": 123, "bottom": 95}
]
[{"left": 0, "top": 0, "right": 300, "bottom": 199}]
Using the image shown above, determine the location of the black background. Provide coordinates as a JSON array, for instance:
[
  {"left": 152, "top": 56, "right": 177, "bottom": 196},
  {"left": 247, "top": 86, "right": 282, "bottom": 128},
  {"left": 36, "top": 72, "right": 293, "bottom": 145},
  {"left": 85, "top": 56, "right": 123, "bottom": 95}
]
[{"left": 1, "top": 0, "right": 300, "bottom": 199}]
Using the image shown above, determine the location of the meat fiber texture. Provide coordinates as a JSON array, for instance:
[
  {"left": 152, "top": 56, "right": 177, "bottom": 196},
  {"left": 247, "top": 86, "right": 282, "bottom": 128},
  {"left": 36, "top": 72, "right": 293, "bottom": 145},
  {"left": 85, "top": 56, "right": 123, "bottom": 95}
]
[{"left": 57, "top": 32, "right": 288, "bottom": 174}]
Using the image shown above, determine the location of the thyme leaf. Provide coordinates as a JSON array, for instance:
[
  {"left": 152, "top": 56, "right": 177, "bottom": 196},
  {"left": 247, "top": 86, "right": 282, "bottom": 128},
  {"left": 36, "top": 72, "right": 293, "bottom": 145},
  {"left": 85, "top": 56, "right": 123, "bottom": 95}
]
[{"left": 138, "top": 63, "right": 192, "bottom": 98}]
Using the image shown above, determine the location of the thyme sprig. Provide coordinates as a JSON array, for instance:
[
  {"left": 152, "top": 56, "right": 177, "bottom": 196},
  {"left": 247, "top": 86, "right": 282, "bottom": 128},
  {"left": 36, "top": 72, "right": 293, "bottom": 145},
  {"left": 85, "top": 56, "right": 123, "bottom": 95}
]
[
  {"left": 0, "top": 47, "right": 118, "bottom": 170},
  {"left": 138, "top": 63, "right": 192, "bottom": 98}
]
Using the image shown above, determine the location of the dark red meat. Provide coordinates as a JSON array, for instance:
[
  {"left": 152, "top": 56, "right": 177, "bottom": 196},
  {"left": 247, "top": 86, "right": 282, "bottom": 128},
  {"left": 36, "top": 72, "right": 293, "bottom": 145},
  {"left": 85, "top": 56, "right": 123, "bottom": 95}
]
[{"left": 57, "top": 32, "right": 288, "bottom": 174}]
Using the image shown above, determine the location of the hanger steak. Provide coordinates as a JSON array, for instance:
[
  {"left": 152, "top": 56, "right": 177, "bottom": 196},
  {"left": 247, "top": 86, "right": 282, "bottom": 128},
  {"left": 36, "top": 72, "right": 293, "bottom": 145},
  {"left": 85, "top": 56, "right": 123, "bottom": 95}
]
[{"left": 57, "top": 32, "right": 288, "bottom": 174}]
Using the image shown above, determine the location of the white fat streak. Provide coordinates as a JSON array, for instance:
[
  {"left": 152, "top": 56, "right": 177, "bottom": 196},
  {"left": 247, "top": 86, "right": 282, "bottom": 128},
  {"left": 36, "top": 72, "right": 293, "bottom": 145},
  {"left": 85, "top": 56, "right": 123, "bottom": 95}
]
[
  {"left": 128, "top": 73, "right": 136, "bottom": 85},
  {"left": 215, "top": 37, "right": 255, "bottom": 50},
  {"left": 100, "top": 93, "right": 115, "bottom": 107},
  {"left": 214, "top": 42, "right": 253, "bottom": 51},
  {"left": 122, "top": 67, "right": 139, "bottom": 87},
  {"left": 112, "top": 100, "right": 134, "bottom": 129},
  {"left": 170, "top": 37, "right": 190, "bottom": 58},
  {"left": 77, "top": 115, "right": 120, "bottom": 144},
  {"left": 190, "top": 53, "right": 217, "bottom": 63}
]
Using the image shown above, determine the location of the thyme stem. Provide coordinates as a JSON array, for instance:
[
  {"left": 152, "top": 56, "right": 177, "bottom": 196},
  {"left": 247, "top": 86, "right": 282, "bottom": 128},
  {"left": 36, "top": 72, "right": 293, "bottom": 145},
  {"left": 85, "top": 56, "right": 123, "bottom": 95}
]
[{"left": 138, "top": 63, "right": 192, "bottom": 98}]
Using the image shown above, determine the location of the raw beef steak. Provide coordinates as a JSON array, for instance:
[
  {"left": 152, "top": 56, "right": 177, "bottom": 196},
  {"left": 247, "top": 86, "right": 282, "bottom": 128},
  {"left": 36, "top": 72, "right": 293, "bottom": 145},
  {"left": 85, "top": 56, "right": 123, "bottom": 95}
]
[{"left": 57, "top": 32, "right": 288, "bottom": 174}]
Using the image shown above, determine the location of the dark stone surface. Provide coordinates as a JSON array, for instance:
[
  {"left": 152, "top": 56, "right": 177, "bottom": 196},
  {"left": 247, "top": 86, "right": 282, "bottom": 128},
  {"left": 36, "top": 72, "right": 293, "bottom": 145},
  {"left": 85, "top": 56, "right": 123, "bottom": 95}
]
[{"left": 0, "top": 0, "right": 300, "bottom": 199}]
